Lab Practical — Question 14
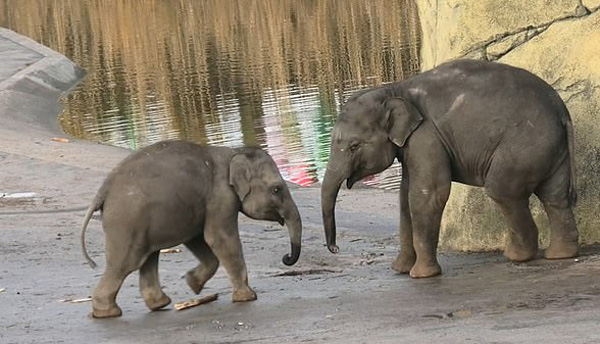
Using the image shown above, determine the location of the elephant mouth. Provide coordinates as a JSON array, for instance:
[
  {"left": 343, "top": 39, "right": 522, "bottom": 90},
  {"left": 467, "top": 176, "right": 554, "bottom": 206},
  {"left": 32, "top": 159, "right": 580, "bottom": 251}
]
[
  {"left": 272, "top": 211, "right": 285, "bottom": 226},
  {"left": 276, "top": 215, "right": 285, "bottom": 226},
  {"left": 347, "top": 168, "right": 376, "bottom": 189},
  {"left": 346, "top": 173, "right": 359, "bottom": 189}
]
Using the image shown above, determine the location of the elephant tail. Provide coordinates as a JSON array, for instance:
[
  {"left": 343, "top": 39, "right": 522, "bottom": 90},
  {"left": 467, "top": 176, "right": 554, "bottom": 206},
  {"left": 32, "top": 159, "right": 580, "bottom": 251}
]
[
  {"left": 81, "top": 191, "right": 106, "bottom": 269},
  {"left": 565, "top": 114, "right": 577, "bottom": 206}
]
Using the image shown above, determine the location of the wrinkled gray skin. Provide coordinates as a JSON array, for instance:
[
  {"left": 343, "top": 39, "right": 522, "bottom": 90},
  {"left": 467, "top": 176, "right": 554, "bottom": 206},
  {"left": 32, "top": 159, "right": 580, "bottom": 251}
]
[
  {"left": 322, "top": 59, "right": 578, "bottom": 278},
  {"left": 81, "top": 141, "right": 302, "bottom": 318}
]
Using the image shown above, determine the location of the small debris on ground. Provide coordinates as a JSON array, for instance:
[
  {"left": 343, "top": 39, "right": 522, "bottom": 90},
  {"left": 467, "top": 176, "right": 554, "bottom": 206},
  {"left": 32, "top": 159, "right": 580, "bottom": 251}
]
[
  {"left": 356, "top": 252, "right": 384, "bottom": 266},
  {"left": 0, "top": 288, "right": 5, "bottom": 293},
  {"left": 422, "top": 309, "right": 473, "bottom": 320},
  {"left": 60, "top": 297, "right": 92, "bottom": 303},
  {"left": 160, "top": 248, "right": 181, "bottom": 254},
  {"left": 51, "top": 138, "right": 70, "bottom": 143},
  {"left": 449, "top": 309, "right": 472, "bottom": 318},
  {"left": 0, "top": 192, "right": 37, "bottom": 198},
  {"left": 271, "top": 269, "right": 340, "bottom": 277},
  {"left": 422, "top": 314, "right": 444, "bottom": 319},
  {"left": 234, "top": 321, "right": 254, "bottom": 331},
  {"left": 174, "top": 293, "right": 219, "bottom": 311},
  {"left": 263, "top": 225, "right": 281, "bottom": 232},
  {"left": 211, "top": 319, "right": 224, "bottom": 329}
]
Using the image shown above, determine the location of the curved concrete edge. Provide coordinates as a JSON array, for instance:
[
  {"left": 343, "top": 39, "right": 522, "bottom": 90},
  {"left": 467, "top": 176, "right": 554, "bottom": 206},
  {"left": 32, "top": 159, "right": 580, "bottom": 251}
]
[
  {"left": 0, "top": 28, "right": 86, "bottom": 137},
  {"left": 1, "top": 55, "right": 86, "bottom": 98},
  {"left": 0, "top": 28, "right": 86, "bottom": 97}
]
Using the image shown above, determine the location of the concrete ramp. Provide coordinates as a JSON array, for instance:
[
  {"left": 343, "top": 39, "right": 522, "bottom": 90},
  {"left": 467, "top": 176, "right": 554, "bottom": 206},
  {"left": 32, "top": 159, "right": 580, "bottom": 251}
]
[{"left": 0, "top": 27, "right": 85, "bottom": 135}]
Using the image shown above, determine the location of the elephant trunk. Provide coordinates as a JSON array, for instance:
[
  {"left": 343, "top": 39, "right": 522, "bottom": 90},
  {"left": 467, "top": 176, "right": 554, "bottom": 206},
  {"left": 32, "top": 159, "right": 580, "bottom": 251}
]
[
  {"left": 281, "top": 196, "right": 302, "bottom": 266},
  {"left": 321, "top": 164, "right": 346, "bottom": 254}
]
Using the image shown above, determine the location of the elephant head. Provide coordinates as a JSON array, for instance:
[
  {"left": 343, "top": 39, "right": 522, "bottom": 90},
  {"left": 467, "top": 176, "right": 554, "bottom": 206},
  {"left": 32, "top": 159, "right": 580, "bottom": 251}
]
[
  {"left": 230, "top": 148, "right": 302, "bottom": 265},
  {"left": 321, "top": 88, "right": 423, "bottom": 253}
]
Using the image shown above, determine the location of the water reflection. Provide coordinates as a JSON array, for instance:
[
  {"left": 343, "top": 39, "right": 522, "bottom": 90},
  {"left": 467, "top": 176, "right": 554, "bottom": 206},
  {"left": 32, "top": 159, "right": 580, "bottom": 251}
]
[{"left": 0, "top": 0, "right": 420, "bottom": 188}]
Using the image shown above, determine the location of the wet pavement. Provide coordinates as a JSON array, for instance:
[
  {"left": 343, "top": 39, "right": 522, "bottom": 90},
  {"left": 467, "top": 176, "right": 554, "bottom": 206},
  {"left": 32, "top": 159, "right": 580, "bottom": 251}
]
[{"left": 1, "top": 28, "right": 600, "bottom": 344}]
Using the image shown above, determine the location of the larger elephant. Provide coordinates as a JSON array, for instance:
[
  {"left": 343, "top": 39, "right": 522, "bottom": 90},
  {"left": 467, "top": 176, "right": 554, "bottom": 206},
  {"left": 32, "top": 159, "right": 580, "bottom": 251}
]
[
  {"left": 81, "top": 140, "right": 302, "bottom": 318},
  {"left": 321, "top": 59, "right": 578, "bottom": 278}
]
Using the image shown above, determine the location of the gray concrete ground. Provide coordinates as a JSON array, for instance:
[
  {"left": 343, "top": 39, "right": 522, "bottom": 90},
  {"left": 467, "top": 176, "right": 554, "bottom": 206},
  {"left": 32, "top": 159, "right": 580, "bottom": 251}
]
[{"left": 1, "top": 28, "right": 600, "bottom": 344}]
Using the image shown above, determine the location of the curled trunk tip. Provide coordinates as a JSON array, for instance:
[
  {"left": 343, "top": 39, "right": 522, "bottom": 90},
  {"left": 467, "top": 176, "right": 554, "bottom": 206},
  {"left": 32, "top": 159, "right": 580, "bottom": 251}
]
[
  {"left": 282, "top": 243, "right": 301, "bottom": 266},
  {"left": 327, "top": 244, "right": 339, "bottom": 254}
]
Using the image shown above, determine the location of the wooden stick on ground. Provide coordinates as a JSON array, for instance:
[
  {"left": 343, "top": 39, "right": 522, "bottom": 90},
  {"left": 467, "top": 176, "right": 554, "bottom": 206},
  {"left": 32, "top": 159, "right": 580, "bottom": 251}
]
[
  {"left": 174, "top": 293, "right": 219, "bottom": 311},
  {"left": 59, "top": 297, "right": 92, "bottom": 303},
  {"left": 159, "top": 248, "right": 181, "bottom": 254}
]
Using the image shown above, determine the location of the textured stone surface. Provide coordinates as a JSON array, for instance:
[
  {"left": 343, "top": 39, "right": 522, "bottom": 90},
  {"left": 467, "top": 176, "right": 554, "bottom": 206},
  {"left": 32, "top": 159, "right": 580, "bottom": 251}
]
[
  {"left": 584, "top": 0, "right": 600, "bottom": 10},
  {"left": 416, "top": 2, "right": 600, "bottom": 251},
  {"left": 417, "top": 0, "right": 582, "bottom": 69},
  {"left": 485, "top": 31, "right": 528, "bottom": 60},
  {"left": 0, "top": 37, "right": 42, "bottom": 79}
]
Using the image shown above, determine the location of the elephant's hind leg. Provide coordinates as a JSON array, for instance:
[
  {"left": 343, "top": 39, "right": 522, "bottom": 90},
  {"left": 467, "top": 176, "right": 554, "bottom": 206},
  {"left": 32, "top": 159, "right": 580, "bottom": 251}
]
[
  {"left": 535, "top": 162, "right": 579, "bottom": 259},
  {"left": 92, "top": 236, "right": 147, "bottom": 318},
  {"left": 489, "top": 196, "right": 539, "bottom": 262},
  {"left": 139, "top": 251, "right": 171, "bottom": 311},
  {"left": 92, "top": 269, "right": 130, "bottom": 318},
  {"left": 184, "top": 236, "right": 220, "bottom": 294}
]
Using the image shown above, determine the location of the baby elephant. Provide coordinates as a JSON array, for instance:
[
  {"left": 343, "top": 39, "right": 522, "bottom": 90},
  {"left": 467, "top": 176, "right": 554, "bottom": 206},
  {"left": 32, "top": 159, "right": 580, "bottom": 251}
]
[{"left": 81, "top": 140, "right": 302, "bottom": 318}]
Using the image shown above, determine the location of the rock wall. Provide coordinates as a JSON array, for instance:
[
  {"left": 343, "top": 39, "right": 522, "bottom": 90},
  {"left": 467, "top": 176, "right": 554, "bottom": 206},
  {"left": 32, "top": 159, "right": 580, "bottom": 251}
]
[{"left": 415, "top": 0, "right": 600, "bottom": 250}]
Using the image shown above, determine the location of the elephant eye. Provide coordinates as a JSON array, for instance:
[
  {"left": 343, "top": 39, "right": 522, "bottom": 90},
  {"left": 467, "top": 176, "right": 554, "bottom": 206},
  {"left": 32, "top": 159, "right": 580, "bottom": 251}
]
[{"left": 349, "top": 142, "right": 361, "bottom": 152}]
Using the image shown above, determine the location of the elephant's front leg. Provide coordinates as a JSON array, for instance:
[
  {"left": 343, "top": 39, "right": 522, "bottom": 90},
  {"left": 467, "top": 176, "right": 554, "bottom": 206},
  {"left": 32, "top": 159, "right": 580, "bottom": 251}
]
[
  {"left": 204, "top": 210, "right": 256, "bottom": 302},
  {"left": 139, "top": 251, "right": 172, "bottom": 311},
  {"left": 392, "top": 168, "right": 416, "bottom": 274},
  {"left": 409, "top": 185, "right": 450, "bottom": 278},
  {"left": 408, "top": 181, "right": 451, "bottom": 278},
  {"left": 404, "top": 144, "right": 452, "bottom": 278}
]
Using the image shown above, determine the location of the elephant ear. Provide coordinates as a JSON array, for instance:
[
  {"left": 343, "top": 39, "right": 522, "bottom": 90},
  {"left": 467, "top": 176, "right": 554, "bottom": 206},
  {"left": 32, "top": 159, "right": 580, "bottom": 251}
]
[
  {"left": 229, "top": 153, "right": 252, "bottom": 202},
  {"left": 385, "top": 97, "right": 423, "bottom": 147}
]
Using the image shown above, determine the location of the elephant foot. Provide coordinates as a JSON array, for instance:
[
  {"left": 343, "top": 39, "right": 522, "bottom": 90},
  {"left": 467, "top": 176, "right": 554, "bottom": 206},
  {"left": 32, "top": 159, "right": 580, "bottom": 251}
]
[
  {"left": 145, "top": 293, "right": 172, "bottom": 311},
  {"left": 505, "top": 244, "right": 537, "bottom": 262},
  {"left": 92, "top": 305, "right": 123, "bottom": 318},
  {"left": 545, "top": 240, "right": 579, "bottom": 260},
  {"left": 232, "top": 286, "right": 257, "bottom": 302},
  {"left": 409, "top": 261, "right": 441, "bottom": 279},
  {"left": 186, "top": 270, "right": 206, "bottom": 295},
  {"left": 391, "top": 252, "right": 416, "bottom": 274}
]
